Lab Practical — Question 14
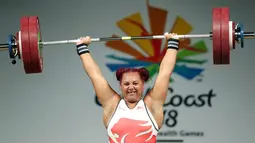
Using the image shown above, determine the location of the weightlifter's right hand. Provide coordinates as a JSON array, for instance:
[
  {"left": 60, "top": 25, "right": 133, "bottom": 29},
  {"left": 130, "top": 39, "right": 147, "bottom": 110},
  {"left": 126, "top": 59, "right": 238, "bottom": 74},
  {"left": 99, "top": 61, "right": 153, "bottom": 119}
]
[{"left": 76, "top": 36, "right": 91, "bottom": 46}]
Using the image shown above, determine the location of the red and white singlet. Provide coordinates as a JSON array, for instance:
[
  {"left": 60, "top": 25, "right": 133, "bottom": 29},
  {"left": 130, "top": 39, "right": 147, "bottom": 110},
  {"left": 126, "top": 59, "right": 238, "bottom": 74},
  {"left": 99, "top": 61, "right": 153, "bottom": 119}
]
[{"left": 107, "top": 99, "right": 159, "bottom": 143}]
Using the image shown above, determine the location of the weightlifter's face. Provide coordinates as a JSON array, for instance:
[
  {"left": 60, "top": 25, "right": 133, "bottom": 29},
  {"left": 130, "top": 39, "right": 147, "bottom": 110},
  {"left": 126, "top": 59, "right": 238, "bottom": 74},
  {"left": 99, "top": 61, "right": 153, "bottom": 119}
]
[{"left": 120, "top": 72, "right": 144, "bottom": 103}]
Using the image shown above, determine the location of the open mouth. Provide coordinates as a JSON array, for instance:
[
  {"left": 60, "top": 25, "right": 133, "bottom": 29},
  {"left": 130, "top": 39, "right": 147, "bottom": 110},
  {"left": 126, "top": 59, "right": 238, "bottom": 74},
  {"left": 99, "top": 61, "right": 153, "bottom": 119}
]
[{"left": 127, "top": 91, "right": 136, "bottom": 95}]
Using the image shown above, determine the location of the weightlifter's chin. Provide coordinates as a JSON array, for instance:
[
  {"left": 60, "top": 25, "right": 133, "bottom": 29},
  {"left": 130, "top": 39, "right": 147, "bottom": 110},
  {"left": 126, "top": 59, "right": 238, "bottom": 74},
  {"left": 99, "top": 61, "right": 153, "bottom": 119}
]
[{"left": 125, "top": 93, "right": 140, "bottom": 103}]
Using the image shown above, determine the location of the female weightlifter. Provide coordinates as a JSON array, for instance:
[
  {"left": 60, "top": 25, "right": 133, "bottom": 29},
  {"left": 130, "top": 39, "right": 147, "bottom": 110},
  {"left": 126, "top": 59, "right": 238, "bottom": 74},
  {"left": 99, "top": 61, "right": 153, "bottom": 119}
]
[{"left": 75, "top": 32, "right": 179, "bottom": 143}]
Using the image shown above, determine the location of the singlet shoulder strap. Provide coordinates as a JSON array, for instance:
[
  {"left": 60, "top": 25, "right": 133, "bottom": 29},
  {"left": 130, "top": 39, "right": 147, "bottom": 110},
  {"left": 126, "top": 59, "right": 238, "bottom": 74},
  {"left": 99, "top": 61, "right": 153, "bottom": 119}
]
[{"left": 142, "top": 99, "right": 159, "bottom": 131}]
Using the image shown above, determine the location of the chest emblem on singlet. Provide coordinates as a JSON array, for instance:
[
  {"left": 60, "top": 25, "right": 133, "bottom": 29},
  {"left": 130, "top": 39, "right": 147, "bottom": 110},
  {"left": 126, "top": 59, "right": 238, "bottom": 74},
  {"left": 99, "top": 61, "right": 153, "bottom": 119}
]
[
  {"left": 109, "top": 118, "right": 156, "bottom": 143},
  {"left": 136, "top": 106, "right": 144, "bottom": 111}
]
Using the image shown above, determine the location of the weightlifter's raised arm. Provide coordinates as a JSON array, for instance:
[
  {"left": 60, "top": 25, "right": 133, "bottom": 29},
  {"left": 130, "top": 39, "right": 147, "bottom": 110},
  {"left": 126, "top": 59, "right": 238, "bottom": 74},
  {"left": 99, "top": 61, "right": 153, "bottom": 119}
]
[
  {"left": 147, "top": 33, "right": 179, "bottom": 105},
  {"left": 76, "top": 36, "right": 117, "bottom": 107}
]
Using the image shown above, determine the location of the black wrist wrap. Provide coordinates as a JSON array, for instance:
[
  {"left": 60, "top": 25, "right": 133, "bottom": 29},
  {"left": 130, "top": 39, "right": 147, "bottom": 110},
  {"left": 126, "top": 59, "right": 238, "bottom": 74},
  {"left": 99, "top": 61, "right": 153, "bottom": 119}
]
[
  {"left": 76, "top": 43, "right": 89, "bottom": 55},
  {"left": 167, "top": 38, "right": 179, "bottom": 50}
]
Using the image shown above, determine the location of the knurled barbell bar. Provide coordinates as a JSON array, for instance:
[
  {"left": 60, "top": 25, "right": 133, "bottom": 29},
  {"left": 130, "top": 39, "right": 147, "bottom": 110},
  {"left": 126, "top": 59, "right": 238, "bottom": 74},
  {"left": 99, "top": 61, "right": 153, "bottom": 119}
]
[{"left": 0, "top": 7, "right": 254, "bottom": 74}]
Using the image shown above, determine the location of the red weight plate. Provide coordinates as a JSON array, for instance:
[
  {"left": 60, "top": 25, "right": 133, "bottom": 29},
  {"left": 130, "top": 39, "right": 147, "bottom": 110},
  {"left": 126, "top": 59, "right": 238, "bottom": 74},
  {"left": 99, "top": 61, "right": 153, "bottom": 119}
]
[
  {"left": 20, "top": 17, "right": 34, "bottom": 73},
  {"left": 232, "top": 21, "right": 236, "bottom": 49},
  {"left": 29, "top": 16, "right": 43, "bottom": 73},
  {"left": 221, "top": 7, "right": 230, "bottom": 64},
  {"left": 212, "top": 8, "right": 222, "bottom": 64}
]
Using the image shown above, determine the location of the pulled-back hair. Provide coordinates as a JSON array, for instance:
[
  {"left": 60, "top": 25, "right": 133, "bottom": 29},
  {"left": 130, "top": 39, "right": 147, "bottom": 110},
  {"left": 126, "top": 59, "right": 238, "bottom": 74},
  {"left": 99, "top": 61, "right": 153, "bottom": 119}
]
[{"left": 116, "top": 67, "right": 150, "bottom": 82}]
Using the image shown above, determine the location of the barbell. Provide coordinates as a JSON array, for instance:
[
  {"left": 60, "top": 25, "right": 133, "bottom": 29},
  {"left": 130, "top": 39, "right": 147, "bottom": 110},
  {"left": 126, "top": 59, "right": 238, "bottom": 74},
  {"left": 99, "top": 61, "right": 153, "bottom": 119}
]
[{"left": 0, "top": 7, "right": 253, "bottom": 74}]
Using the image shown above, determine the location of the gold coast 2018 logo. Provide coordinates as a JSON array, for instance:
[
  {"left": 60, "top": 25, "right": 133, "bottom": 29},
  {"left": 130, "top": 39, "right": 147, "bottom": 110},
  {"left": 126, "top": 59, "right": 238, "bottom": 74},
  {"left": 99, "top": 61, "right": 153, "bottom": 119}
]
[
  {"left": 95, "top": 1, "right": 217, "bottom": 142},
  {"left": 104, "top": 3, "right": 208, "bottom": 83}
]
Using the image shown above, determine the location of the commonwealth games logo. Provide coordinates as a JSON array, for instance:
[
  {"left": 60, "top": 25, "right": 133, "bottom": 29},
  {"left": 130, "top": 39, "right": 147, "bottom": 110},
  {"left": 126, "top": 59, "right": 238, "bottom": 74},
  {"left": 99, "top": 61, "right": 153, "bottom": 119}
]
[{"left": 104, "top": 2, "right": 209, "bottom": 83}]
